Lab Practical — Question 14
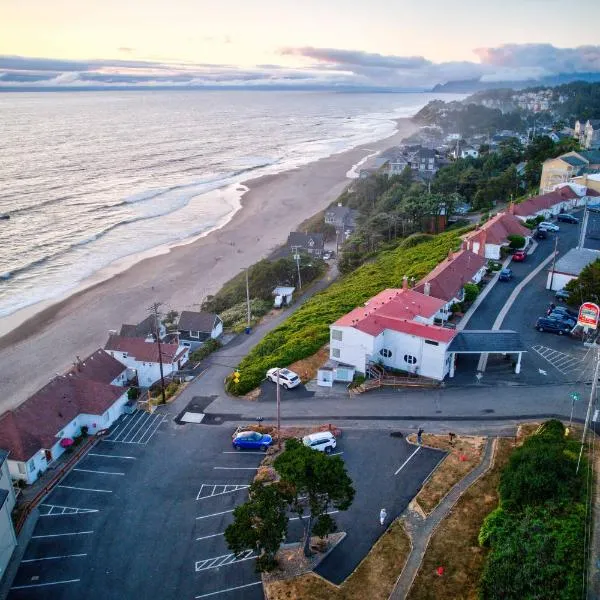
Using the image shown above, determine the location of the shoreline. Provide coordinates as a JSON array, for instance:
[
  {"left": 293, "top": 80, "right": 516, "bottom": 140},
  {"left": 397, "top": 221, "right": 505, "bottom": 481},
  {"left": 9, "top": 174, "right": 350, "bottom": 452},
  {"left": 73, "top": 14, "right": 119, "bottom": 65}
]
[{"left": 0, "top": 117, "right": 417, "bottom": 410}]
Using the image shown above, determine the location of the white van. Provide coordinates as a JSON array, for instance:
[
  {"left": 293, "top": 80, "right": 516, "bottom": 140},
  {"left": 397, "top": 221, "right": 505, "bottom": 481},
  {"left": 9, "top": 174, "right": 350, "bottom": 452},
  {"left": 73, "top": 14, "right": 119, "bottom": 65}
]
[{"left": 302, "top": 431, "right": 336, "bottom": 454}]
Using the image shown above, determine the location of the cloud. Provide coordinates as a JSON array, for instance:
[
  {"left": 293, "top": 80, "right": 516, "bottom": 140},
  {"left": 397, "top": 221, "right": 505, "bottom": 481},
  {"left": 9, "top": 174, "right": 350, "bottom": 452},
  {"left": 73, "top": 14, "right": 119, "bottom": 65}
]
[{"left": 2, "top": 43, "right": 600, "bottom": 90}]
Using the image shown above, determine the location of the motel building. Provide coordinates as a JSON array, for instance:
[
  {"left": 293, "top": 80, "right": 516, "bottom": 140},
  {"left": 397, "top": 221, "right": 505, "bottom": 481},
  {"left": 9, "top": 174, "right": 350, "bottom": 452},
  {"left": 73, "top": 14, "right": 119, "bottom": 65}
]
[{"left": 328, "top": 286, "right": 526, "bottom": 382}]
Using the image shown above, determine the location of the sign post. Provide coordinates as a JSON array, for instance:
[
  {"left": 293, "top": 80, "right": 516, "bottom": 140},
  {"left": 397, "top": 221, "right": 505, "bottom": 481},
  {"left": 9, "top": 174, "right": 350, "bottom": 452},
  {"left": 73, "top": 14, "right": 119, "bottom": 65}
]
[
  {"left": 569, "top": 391, "right": 581, "bottom": 427},
  {"left": 577, "top": 302, "right": 600, "bottom": 330}
]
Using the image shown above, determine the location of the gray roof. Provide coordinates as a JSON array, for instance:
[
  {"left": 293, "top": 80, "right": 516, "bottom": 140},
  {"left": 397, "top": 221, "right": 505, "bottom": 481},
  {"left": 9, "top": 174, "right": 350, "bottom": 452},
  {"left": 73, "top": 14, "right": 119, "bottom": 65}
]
[
  {"left": 178, "top": 311, "right": 218, "bottom": 333},
  {"left": 553, "top": 248, "right": 600, "bottom": 276},
  {"left": 287, "top": 232, "right": 324, "bottom": 250},
  {"left": 581, "top": 150, "right": 600, "bottom": 164},
  {"left": 562, "top": 155, "right": 588, "bottom": 167},
  {"left": 326, "top": 205, "right": 351, "bottom": 219},
  {"left": 448, "top": 330, "right": 528, "bottom": 353},
  {"left": 0, "top": 448, "right": 7, "bottom": 468},
  {"left": 120, "top": 315, "right": 159, "bottom": 338}
]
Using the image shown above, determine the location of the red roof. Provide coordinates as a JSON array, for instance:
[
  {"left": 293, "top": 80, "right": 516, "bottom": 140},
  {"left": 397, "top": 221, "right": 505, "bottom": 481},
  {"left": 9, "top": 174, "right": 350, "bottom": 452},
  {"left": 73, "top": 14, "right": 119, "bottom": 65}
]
[
  {"left": 0, "top": 377, "right": 126, "bottom": 462},
  {"left": 68, "top": 349, "right": 127, "bottom": 383},
  {"left": 513, "top": 186, "right": 579, "bottom": 217},
  {"left": 414, "top": 250, "right": 486, "bottom": 302},
  {"left": 105, "top": 335, "right": 184, "bottom": 364},
  {"left": 465, "top": 212, "right": 531, "bottom": 246},
  {"left": 354, "top": 314, "right": 456, "bottom": 342}
]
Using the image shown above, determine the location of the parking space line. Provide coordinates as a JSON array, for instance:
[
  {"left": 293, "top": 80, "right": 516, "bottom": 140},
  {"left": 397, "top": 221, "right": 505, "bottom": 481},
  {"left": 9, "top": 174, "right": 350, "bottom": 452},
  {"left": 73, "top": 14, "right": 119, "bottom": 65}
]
[
  {"left": 120, "top": 411, "right": 151, "bottom": 443},
  {"left": 140, "top": 414, "right": 168, "bottom": 445},
  {"left": 106, "top": 411, "right": 143, "bottom": 442},
  {"left": 22, "top": 553, "right": 87, "bottom": 563},
  {"left": 196, "top": 509, "right": 234, "bottom": 520},
  {"left": 394, "top": 446, "right": 421, "bottom": 476},
  {"left": 32, "top": 531, "right": 93, "bottom": 539},
  {"left": 57, "top": 485, "right": 112, "bottom": 493},
  {"left": 196, "top": 484, "right": 249, "bottom": 500},
  {"left": 196, "top": 532, "right": 225, "bottom": 541},
  {"left": 195, "top": 549, "right": 255, "bottom": 572},
  {"left": 39, "top": 504, "right": 99, "bottom": 516},
  {"left": 330, "top": 451, "right": 344, "bottom": 456},
  {"left": 213, "top": 467, "right": 257, "bottom": 470},
  {"left": 11, "top": 579, "right": 81, "bottom": 590},
  {"left": 532, "top": 345, "right": 585, "bottom": 375},
  {"left": 72, "top": 468, "right": 125, "bottom": 476},
  {"left": 290, "top": 510, "right": 338, "bottom": 521},
  {"left": 194, "top": 581, "right": 262, "bottom": 599},
  {"left": 87, "top": 453, "right": 137, "bottom": 460}
]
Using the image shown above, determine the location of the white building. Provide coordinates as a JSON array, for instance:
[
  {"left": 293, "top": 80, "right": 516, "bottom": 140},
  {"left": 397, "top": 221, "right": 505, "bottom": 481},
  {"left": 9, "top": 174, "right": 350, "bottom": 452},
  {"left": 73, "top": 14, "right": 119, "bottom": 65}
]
[
  {"left": 0, "top": 450, "right": 17, "bottom": 578},
  {"left": 546, "top": 248, "right": 600, "bottom": 291},
  {"left": 0, "top": 350, "right": 130, "bottom": 484},
  {"left": 105, "top": 336, "right": 189, "bottom": 387},
  {"left": 329, "top": 287, "right": 457, "bottom": 380},
  {"left": 460, "top": 146, "right": 479, "bottom": 159},
  {"left": 512, "top": 185, "right": 581, "bottom": 221}
]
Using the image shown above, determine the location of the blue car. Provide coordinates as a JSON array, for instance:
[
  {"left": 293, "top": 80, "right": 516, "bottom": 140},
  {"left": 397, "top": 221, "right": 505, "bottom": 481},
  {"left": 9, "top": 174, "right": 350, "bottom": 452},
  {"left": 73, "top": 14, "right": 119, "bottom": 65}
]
[
  {"left": 499, "top": 268, "right": 513, "bottom": 282},
  {"left": 232, "top": 430, "right": 273, "bottom": 452}
]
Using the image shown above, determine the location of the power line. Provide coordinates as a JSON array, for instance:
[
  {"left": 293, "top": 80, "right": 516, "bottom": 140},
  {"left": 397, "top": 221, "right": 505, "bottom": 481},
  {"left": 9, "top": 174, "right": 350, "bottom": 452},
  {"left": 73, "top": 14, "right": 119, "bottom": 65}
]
[{"left": 148, "top": 301, "right": 166, "bottom": 405}]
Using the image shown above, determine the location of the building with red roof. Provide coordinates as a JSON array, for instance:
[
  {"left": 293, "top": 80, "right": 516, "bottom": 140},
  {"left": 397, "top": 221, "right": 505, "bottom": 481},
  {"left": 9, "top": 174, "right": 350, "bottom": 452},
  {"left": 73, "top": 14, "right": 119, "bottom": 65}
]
[
  {"left": 105, "top": 335, "right": 189, "bottom": 387},
  {"left": 0, "top": 349, "right": 130, "bottom": 484},
  {"left": 512, "top": 185, "right": 580, "bottom": 221}
]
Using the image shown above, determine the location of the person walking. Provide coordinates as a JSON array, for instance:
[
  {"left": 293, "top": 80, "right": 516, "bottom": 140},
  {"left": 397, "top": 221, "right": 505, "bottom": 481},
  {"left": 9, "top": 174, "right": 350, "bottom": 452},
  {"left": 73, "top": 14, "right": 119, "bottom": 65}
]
[
  {"left": 417, "top": 428, "right": 424, "bottom": 445},
  {"left": 379, "top": 508, "right": 387, "bottom": 526}
]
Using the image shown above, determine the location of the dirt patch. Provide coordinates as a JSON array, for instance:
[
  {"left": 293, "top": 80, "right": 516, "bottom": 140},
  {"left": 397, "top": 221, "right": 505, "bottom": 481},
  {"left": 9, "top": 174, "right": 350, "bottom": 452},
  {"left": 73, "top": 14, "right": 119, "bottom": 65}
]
[
  {"left": 265, "top": 520, "right": 411, "bottom": 600},
  {"left": 407, "top": 433, "right": 486, "bottom": 516},
  {"left": 288, "top": 346, "right": 330, "bottom": 383},
  {"left": 406, "top": 438, "right": 515, "bottom": 600}
]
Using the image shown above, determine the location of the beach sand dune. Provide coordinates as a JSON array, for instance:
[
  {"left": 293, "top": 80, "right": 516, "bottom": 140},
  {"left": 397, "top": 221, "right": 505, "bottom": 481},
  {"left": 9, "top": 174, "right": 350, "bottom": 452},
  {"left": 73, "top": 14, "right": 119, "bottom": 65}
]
[{"left": 0, "top": 119, "right": 416, "bottom": 411}]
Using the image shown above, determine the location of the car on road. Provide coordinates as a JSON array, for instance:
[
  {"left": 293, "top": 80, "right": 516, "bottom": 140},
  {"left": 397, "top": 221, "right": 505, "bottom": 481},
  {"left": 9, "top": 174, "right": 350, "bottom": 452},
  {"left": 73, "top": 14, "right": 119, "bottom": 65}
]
[
  {"left": 555, "top": 288, "right": 570, "bottom": 302},
  {"left": 499, "top": 268, "right": 513, "bottom": 281},
  {"left": 557, "top": 214, "right": 579, "bottom": 224},
  {"left": 551, "top": 306, "right": 578, "bottom": 319},
  {"left": 232, "top": 430, "right": 273, "bottom": 451},
  {"left": 536, "top": 317, "right": 573, "bottom": 335},
  {"left": 533, "top": 228, "right": 548, "bottom": 240},
  {"left": 512, "top": 250, "right": 527, "bottom": 262},
  {"left": 266, "top": 367, "right": 301, "bottom": 389},
  {"left": 538, "top": 221, "right": 560, "bottom": 232},
  {"left": 302, "top": 431, "right": 337, "bottom": 454},
  {"left": 323, "top": 251, "right": 332, "bottom": 260},
  {"left": 548, "top": 313, "right": 577, "bottom": 328}
]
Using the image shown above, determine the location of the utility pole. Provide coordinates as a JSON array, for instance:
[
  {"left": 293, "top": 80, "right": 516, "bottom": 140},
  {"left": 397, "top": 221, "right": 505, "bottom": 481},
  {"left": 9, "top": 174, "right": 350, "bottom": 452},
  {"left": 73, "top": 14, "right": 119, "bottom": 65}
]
[
  {"left": 548, "top": 234, "right": 559, "bottom": 291},
  {"left": 292, "top": 246, "right": 302, "bottom": 290},
  {"left": 276, "top": 369, "right": 281, "bottom": 450},
  {"left": 245, "top": 268, "right": 251, "bottom": 331},
  {"left": 577, "top": 348, "right": 600, "bottom": 474},
  {"left": 148, "top": 301, "right": 166, "bottom": 404}
]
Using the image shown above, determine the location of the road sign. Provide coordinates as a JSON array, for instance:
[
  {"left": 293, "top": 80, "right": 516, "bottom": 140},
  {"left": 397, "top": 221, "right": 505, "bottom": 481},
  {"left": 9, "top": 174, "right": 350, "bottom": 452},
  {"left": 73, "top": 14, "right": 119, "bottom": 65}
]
[
  {"left": 578, "top": 302, "right": 600, "bottom": 330},
  {"left": 570, "top": 392, "right": 581, "bottom": 402}
]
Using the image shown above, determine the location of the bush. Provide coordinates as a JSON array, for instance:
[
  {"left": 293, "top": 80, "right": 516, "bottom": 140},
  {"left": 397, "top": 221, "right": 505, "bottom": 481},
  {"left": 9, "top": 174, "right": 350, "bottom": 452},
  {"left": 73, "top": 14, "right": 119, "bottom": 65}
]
[
  {"left": 487, "top": 260, "right": 502, "bottom": 271},
  {"left": 507, "top": 234, "right": 525, "bottom": 249},
  {"left": 220, "top": 298, "right": 271, "bottom": 329},
  {"left": 449, "top": 302, "right": 463, "bottom": 313},
  {"left": 189, "top": 338, "right": 222, "bottom": 363},
  {"left": 463, "top": 282, "right": 479, "bottom": 303},
  {"left": 398, "top": 233, "right": 434, "bottom": 250},
  {"left": 127, "top": 386, "right": 140, "bottom": 400}
]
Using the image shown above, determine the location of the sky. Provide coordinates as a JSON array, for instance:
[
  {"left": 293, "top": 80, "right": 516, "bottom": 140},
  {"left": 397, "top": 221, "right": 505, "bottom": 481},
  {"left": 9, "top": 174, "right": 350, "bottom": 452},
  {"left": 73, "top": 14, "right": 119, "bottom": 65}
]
[{"left": 2, "top": 0, "right": 600, "bottom": 89}]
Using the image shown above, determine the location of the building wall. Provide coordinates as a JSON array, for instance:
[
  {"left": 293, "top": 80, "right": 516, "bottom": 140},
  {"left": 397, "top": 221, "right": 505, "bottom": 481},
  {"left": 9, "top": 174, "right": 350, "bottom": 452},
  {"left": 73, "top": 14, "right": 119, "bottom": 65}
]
[
  {"left": 471, "top": 241, "right": 501, "bottom": 260},
  {"left": 546, "top": 271, "right": 575, "bottom": 292},
  {"left": 0, "top": 496, "right": 17, "bottom": 580},
  {"left": 329, "top": 327, "right": 374, "bottom": 374},
  {"left": 0, "top": 460, "right": 16, "bottom": 513},
  {"left": 540, "top": 159, "right": 572, "bottom": 193},
  {"left": 106, "top": 350, "right": 181, "bottom": 387}
]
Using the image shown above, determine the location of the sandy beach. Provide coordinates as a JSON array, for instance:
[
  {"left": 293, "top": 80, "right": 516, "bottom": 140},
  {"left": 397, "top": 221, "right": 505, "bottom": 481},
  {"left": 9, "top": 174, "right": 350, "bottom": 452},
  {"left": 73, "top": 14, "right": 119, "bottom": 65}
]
[{"left": 0, "top": 118, "right": 417, "bottom": 411}]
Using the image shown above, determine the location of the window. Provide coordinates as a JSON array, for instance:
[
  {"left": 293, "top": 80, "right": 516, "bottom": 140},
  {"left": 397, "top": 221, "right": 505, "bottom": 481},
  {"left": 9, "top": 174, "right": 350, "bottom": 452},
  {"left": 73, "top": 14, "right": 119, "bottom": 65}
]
[
  {"left": 190, "top": 330, "right": 199, "bottom": 338},
  {"left": 332, "top": 348, "right": 341, "bottom": 358},
  {"left": 28, "top": 461, "right": 35, "bottom": 472},
  {"left": 331, "top": 329, "right": 343, "bottom": 341},
  {"left": 18, "top": 463, "right": 25, "bottom": 475},
  {"left": 404, "top": 354, "right": 417, "bottom": 365},
  {"left": 425, "top": 340, "right": 439, "bottom": 346},
  {"left": 379, "top": 348, "right": 392, "bottom": 358}
]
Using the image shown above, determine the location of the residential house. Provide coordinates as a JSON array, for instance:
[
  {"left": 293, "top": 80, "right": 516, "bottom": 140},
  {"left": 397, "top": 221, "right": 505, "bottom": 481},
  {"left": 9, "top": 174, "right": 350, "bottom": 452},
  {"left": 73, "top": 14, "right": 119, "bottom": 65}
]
[
  {"left": 324, "top": 203, "right": 357, "bottom": 234},
  {"left": 287, "top": 232, "right": 324, "bottom": 258},
  {"left": 413, "top": 249, "right": 487, "bottom": 320},
  {"left": 177, "top": 311, "right": 223, "bottom": 350},
  {"left": 571, "top": 173, "right": 600, "bottom": 196},
  {"left": 0, "top": 350, "right": 130, "bottom": 484},
  {"left": 463, "top": 211, "right": 532, "bottom": 260},
  {"left": 104, "top": 336, "right": 189, "bottom": 386},
  {"left": 0, "top": 450, "right": 17, "bottom": 578},
  {"left": 540, "top": 150, "right": 600, "bottom": 193},
  {"left": 546, "top": 248, "right": 600, "bottom": 291},
  {"left": 329, "top": 285, "right": 456, "bottom": 380},
  {"left": 119, "top": 314, "right": 166, "bottom": 341},
  {"left": 512, "top": 186, "right": 580, "bottom": 221},
  {"left": 575, "top": 119, "right": 600, "bottom": 149},
  {"left": 460, "top": 146, "right": 479, "bottom": 159},
  {"left": 410, "top": 147, "right": 440, "bottom": 177}
]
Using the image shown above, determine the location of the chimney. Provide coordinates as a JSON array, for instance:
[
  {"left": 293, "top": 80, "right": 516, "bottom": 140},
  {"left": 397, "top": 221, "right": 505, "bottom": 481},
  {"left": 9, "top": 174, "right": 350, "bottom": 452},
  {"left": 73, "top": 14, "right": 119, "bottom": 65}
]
[
  {"left": 423, "top": 282, "right": 431, "bottom": 296},
  {"left": 478, "top": 230, "right": 487, "bottom": 257},
  {"left": 461, "top": 240, "right": 468, "bottom": 251},
  {"left": 402, "top": 276, "right": 408, "bottom": 290},
  {"left": 507, "top": 201, "right": 514, "bottom": 215},
  {"left": 76, "top": 356, "right": 82, "bottom": 371}
]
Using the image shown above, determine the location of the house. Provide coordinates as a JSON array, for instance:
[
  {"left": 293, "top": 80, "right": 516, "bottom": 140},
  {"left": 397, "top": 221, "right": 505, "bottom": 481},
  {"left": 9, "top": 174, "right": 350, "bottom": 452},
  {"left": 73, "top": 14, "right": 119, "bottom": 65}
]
[
  {"left": 324, "top": 203, "right": 357, "bottom": 234},
  {"left": 287, "top": 232, "right": 324, "bottom": 258},
  {"left": 575, "top": 119, "right": 600, "bottom": 149},
  {"left": 540, "top": 150, "right": 600, "bottom": 193},
  {"left": 273, "top": 286, "right": 295, "bottom": 308},
  {"left": 512, "top": 186, "right": 580, "bottom": 221},
  {"left": 409, "top": 147, "right": 440, "bottom": 176},
  {"left": 104, "top": 336, "right": 189, "bottom": 387},
  {"left": 413, "top": 249, "right": 487, "bottom": 320},
  {"left": 177, "top": 311, "right": 223, "bottom": 350},
  {"left": 460, "top": 146, "right": 479, "bottom": 159},
  {"left": 119, "top": 314, "right": 166, "bottom": 341},
  {"left": 546, "top": 248, "right": 600, "bottom": 291},
  {"left": 0, "top": 450, "right": 17, "bottom": 577},
  {"left": 329, "top": 284, "right": 457, "bottom": 380},
  {"left": 0, "top": 350, "right": 130, "bottom": 484},
  {"left": 463, "top": 211, "right": 532, "bottom": 260}
]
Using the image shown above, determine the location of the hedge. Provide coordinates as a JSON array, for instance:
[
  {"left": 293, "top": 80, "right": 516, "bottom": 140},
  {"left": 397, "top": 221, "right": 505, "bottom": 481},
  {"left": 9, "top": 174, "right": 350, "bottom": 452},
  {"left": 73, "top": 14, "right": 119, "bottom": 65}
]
[{"left": 227, "top": 227, "right": 469, "bottom": 394}]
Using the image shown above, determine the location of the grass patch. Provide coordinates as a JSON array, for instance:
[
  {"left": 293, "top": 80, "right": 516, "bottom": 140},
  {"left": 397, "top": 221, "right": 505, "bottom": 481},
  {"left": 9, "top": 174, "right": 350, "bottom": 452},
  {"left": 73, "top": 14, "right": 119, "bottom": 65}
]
[
  {"left": 288, "top": 346, "right": 330, "bottom": 383},
  {"left": 406, "top": 438, "right": 514, "bottom": 600},
  {"left": 265, "top": 519, "right": 411, "bottom": 600},
  {"left": 228, "top": 227, "right": 469, "bottom": 395},
  {"left": 408, "top": 434, "right": 486, "bottom": 515}
]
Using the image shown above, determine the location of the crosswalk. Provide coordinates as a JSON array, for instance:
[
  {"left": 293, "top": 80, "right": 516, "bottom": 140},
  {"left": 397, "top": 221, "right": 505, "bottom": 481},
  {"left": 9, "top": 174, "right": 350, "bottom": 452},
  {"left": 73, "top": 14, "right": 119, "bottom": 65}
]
[
  {"left": 195, "top": 550, "right": 256, "bottom": 572},
  {"left": 196, "top": 484, "right": 249, "bottom": 501},
  {"left": 38, "top": 504, "right": 99, "bottom": 516},
  {"left": 531, "top": 345, "right": 584, "bottom": 375}
]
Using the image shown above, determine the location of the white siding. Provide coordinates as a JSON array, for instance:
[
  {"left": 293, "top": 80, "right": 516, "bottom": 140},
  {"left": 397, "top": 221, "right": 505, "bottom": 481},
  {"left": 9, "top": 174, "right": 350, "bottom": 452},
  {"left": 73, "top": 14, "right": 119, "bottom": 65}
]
[
  {"left": 0, "top": 460, "right": 16, "bottom": 513},
  {"left": 0, "top": 496, "right": 17, "bottom": 578},
  {"left": 329, "top": 326, "right": 374, "bottom": 374},
  {"left": 546, "top": 271, "right": 575, "bottom": 291}
]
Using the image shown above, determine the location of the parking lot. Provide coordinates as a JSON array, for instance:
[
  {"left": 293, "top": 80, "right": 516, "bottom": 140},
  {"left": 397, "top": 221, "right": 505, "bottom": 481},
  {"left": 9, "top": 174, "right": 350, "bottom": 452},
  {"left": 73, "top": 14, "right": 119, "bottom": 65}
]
[{"left": 8, "top": 412, "right": 444, "bottom": 599}]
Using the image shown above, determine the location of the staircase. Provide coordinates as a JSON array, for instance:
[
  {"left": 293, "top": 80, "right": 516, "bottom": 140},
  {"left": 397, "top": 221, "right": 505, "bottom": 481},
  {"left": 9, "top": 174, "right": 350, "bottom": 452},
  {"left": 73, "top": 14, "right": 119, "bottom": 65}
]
[{"left": 349, "top": 364, "right": 440, "bottom": 395}]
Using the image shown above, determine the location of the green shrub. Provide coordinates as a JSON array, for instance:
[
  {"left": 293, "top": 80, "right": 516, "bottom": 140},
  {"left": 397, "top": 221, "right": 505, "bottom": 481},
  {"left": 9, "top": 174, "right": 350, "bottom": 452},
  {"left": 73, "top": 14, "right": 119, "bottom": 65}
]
[
  {"left": 189, "top": 338, "right": 222, "bottom": 363},
  {"left": 487, "top": 260, "right": 502, "bottom": 271},
  {"left": 127, "top": 387, "right": 140, "bottom": 400},
  {"left": 463, "top": 282, "right": 480, "bottom": 303},
  {"left": 398, "top": 233, "right": 434, "bottom": 249},
  {"left": 449, "top": 302, "right": 463, "bottom": 313},
  {"left": 507, "top": 234, "right": 525, "bottom": 249},
  {"left": 227, "top": 228, "right": 469, "bottom": 395},
  {"left": 220, "top": 298, "right": 272, "bottom": 329}
]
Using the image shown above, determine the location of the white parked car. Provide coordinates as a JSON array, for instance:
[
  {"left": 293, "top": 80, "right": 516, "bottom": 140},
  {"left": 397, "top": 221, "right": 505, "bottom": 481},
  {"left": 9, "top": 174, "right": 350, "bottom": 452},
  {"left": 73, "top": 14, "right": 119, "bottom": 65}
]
[
  {"left": 302, "top": 431, "right": 337, "bottom": 453},
  {"left": 538, "top": 222, "right": 560, "bottom": 232},
  {"left": 266, "top": 368, "right": 301, "bottom": 389}
]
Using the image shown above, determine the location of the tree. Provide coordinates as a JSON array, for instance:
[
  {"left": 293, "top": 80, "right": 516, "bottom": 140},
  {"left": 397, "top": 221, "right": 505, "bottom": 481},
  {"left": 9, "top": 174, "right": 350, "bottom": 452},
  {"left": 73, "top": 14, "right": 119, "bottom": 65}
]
[
  {"left": 565, "top": 258, "right": 600, "bottom": 305},
  {"left": 274, "top": 438, "right": 355, "bottom": 556},
  {"left": 224, "top": 480, "right": 288, "bottom": 572}
]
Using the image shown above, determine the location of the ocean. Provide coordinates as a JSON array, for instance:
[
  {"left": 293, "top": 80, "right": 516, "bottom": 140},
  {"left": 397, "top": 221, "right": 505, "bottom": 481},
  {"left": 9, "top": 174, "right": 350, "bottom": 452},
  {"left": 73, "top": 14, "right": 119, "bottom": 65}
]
[{"left": 0, "top": 89, "right": 443, "bottom": 319}]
